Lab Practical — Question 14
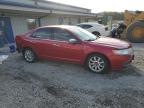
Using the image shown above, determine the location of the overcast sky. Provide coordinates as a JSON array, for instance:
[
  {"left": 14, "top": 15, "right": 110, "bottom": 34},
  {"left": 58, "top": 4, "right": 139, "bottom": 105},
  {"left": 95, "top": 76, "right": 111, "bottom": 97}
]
[{"left": 47, "top": 0, "right": 144, "bottom": 13}]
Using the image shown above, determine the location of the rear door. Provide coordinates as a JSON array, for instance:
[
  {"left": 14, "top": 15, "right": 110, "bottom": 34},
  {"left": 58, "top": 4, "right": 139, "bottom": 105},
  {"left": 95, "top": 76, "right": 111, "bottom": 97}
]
[
  {"left": 28, "top": 28, "right": 54, "bottom": 58},
  {"left": 50, "top": 28, "right": 84, "bottom": 62}
]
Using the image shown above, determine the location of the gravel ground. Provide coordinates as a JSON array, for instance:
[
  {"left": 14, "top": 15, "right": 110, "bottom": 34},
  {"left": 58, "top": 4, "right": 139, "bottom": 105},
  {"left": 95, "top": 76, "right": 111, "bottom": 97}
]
[{"left": 0, "top": 43, "right": 144, "bottom": 108}]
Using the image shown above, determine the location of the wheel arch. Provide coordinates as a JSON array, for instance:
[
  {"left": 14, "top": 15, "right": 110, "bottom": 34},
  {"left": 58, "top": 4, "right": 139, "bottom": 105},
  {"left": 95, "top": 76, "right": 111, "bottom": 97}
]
[
  {"left": 84, "top": 52, "right": 111, "bottom": 68},
  {"left": 22, "top": 47, "right": 38, "bottom": 62},
  {"left": 22, "top": 47, "right": 33, "bottom": 54},
  {"left": 22, "top": 47, "right": 38, "bottom": 58}
]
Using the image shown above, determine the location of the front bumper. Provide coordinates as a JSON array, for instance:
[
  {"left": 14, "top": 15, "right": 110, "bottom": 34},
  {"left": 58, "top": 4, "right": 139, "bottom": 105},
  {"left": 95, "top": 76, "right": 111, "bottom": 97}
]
[
  {"left": 122, "top": 55, "right": 134, "bottom": 67},
  {"left": 110, "top": 54, "right": 134, "bottom": 70}
]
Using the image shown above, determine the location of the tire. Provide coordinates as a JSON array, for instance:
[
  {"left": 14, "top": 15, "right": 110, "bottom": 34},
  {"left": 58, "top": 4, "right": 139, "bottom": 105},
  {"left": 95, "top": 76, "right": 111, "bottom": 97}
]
[
  {"left": 127, "top": 20, "right": 144, "bottom": 43},
  {"left": 86, "top": 54, "right": 110, "bottom": 74},
  {"left": 92, "top": 31, "right": 101, "bottom": 36},
  {"left": 22, "top": 48, "right": 37, "bottom": 63}
]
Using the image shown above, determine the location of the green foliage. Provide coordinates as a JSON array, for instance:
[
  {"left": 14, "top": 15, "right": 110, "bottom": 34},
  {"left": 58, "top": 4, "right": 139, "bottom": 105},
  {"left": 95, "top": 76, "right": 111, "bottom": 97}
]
[
  {"left": 103, "top": 12, "right": 124, "bottom": 20},
  {"left": 98, "top": 12, "right": 124, "bottom": 25}
]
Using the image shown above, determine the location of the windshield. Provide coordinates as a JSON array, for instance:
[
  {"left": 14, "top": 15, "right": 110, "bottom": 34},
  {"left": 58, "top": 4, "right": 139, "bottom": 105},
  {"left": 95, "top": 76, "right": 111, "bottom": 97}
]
[{"left": 69, "top": 27, "right": 97, "bottom": 41}]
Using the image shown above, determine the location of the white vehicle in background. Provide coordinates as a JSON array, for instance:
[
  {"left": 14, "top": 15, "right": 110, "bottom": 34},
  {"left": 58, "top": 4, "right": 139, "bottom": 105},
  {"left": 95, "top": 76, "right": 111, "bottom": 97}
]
[{"left": 77, "top": 22, "right": 110, "bottom": 36}]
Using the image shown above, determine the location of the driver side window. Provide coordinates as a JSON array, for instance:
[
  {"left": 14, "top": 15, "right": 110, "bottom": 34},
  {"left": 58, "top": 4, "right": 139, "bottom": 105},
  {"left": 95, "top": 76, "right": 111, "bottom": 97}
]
[{"left": 53, "top": 28, "right": 75, "bottom": 42}]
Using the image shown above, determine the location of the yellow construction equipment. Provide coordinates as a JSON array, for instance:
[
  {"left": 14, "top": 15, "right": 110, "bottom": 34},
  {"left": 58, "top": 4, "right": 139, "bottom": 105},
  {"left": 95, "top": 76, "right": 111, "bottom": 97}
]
[{"left": 124, "top": 10, "right": 144, "bottom": 43}]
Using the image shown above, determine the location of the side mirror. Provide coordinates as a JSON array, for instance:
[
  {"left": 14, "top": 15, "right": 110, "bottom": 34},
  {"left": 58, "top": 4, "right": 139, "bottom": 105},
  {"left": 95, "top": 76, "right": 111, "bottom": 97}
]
[{"left": 68, "top": 39, "right": 79, "bottom": 44}]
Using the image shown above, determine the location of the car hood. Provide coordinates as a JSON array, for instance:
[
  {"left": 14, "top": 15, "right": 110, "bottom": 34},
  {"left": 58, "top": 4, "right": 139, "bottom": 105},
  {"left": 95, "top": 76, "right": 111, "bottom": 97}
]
[{"left": 89, "top": 37, "right": 131, "bottom": 49}]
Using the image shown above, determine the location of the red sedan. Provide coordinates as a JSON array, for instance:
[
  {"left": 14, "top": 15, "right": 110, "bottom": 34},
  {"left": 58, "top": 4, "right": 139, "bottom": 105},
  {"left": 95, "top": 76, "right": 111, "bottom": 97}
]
[{"left": 15, "top": 25, "right": 134, "bottom": 74}]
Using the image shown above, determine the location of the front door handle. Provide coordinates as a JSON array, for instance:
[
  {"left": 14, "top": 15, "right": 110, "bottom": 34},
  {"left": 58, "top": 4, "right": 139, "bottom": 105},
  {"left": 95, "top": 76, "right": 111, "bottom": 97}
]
[{"left": 53, "top": 43, "right": 60, "bottom": 47}]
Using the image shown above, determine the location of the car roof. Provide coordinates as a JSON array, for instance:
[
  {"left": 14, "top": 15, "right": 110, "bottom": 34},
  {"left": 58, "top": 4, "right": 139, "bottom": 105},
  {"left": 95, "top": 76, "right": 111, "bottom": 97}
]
[{"left": 36, "top": 25, "right": 77, "bottom": 29}]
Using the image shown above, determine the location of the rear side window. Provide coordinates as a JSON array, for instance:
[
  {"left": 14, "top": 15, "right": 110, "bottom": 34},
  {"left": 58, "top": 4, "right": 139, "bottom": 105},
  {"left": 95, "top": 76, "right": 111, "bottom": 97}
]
[
  {"left": 31, "top": 28, "right": 52, "bottom": 39},
  {"left": 77, "top": 24, "right": 93, "bottom": 29},
  {"left": 53, "top": 28, "right": 74, "bottom": 41}
]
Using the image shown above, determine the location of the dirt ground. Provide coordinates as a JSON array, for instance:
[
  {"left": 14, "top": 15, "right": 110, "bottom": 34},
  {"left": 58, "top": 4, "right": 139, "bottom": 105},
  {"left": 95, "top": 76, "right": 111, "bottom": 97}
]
[{"left": 0, "top": 43, "right": 144, "bottom": 108}]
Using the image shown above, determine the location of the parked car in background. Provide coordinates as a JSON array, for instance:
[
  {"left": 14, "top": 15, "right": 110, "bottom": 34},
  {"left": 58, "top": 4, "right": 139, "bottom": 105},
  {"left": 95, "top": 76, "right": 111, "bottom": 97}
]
[
  {"left": 16, "top": 25, "right": 134, "bottom": 74},
  {"left": 77, "top": 22, "right": 110, "bottom": 36}
]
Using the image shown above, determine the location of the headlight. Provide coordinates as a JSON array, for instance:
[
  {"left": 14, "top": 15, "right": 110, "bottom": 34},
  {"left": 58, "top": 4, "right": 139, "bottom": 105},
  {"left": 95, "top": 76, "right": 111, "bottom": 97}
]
[{"left": 113, "top": 48, "right": 133, "bottom": 55}]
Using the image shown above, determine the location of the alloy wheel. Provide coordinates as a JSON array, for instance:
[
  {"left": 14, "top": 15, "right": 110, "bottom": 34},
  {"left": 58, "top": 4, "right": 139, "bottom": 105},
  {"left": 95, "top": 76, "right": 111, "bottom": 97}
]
[
  {"left": 88, "top": 56, "right": 105, "bottom": 73},
  {"left": 24, "top": 49, "right": 35, "bottom": 62}
]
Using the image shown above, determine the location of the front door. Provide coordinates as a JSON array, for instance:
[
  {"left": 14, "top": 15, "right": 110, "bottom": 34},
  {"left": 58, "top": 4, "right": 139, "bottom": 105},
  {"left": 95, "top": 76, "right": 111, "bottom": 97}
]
[{"left": 51, "top": 28, "right": 84, "bottom": 63}]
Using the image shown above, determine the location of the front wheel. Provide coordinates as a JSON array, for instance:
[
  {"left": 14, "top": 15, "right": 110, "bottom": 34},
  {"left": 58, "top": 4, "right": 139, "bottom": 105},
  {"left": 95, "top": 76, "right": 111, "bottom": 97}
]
[
  {"left": 22, "top": 48, "right": 36, "bottom": 63},
  {"left": 86, "top": 54, "right": 110, "bottom": 74}
]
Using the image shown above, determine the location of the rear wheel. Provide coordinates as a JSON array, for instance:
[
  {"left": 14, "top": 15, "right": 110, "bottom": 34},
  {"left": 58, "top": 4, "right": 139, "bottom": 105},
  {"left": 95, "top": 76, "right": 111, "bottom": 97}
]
[
  {"left": 127, "top": 20, "right": 144, "bottom": 43},
  {"left": 86, "top": 54, "right": 110, "bottom": 74},
  {"left": 22, "top": 48, "right": 36, "bottom": 63}
]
